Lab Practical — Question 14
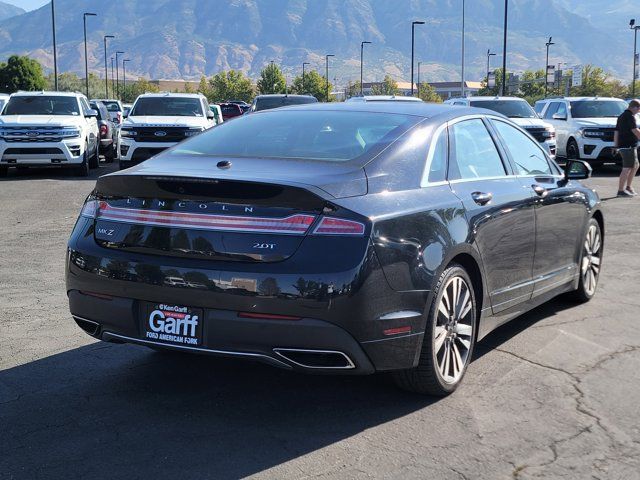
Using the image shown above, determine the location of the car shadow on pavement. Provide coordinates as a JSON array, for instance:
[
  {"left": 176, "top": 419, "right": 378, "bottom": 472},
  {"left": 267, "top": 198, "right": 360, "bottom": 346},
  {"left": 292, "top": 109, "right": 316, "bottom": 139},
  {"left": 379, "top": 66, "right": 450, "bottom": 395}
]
[
  {"left": 0, "top": 340, "right": 436, "bottom": 478},
  {"left": 0, "top": 162, "right": 116, "bottom": 181}
]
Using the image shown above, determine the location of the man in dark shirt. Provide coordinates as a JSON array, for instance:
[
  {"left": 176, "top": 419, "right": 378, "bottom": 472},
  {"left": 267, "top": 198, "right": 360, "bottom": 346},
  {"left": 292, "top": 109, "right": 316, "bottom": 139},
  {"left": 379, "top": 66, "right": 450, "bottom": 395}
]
[{"left": 614, "top": 99, "right": 640, "bottom": 196}]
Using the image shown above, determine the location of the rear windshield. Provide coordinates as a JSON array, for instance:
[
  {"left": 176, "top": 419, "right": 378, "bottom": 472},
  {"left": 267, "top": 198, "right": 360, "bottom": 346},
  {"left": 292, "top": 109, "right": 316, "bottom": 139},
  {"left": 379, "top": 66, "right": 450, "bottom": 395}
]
[
  {"left": 220, "top": 104, "right": 240, "bottom": 114},
  {"left": 131, "top": 97, "right": 204, "bottom": 117},
  {"left": 172, "top": 110, "right": 419, "bottom": 162},
  {"left": 89, "top": 103, "right": 105, "bottom": 120},
  {"left": 3, "top": 96, "right": 80, "bottom": 116},
  {"left": 254, "top": 96, "right": 318, "bottom": 112},
  {"left": 570, "top": 100, "right": 626, "bottom": 118},
  {"left": 101, "top": 101, "right": 121, "bottom": 112},
  {"left": 470, "top": 100, "right": 537, "bottom": 118}
]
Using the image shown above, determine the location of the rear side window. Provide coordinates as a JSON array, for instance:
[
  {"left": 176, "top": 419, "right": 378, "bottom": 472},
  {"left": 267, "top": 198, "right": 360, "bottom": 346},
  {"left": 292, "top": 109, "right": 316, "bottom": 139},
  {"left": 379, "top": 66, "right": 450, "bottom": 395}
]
[
  {"left": 172, "top": 110, "right": 419, "bottom": 162},
  {"left": 492, "top": 120, "right": 552, "bottom": 176},
  {"left": 448, "top": 119, "right": 506, "bottom": 180},
  {"left": 427, "top": 128, "right": 448, "bottom": 183}
]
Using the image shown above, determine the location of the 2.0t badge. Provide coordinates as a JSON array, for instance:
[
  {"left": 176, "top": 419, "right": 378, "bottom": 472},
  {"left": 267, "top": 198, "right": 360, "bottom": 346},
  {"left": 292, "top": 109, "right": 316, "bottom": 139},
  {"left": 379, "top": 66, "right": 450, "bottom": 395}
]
[{"left": 144, "top": 303, "right": 202, "bottom": 346}]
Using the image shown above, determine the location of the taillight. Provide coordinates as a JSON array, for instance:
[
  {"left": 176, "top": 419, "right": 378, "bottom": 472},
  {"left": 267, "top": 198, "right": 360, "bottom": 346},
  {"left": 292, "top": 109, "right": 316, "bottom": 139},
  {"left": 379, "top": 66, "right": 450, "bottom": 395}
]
[
  {"left": 80, "top": 199, "right": 98, "bottom": 218},
  {"left": 312, "top": 217, "right": 365, "bottom": 236},
  {"left": 99, "top": 125, "right": 108, "bottom": 138}
]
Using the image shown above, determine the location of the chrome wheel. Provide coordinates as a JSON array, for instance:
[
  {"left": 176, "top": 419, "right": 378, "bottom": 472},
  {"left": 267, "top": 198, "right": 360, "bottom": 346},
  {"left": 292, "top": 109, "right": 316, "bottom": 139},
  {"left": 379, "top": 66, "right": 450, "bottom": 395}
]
[
  {"left": 581, "top": 223, "right": 601, "bottom": 296},
  {"left": 434, "top": 276, "right": 474, "bottom": 384}
]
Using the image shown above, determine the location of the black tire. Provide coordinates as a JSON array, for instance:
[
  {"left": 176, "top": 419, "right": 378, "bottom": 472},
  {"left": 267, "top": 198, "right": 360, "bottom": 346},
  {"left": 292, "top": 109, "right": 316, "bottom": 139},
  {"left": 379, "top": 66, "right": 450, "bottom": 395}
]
[
  {"left": 566, "top": 139, "right": 580, "bottom": 160},
  {"left": 74, "top": 150, "right": 89, "bottom": 177},
  {"left": 88, "top": 141, "right": 99, "bottom": 169},
  {"left": 104, "top": 145, "right": 116, "bottom": 163},
  {"left": 393, "top": 264, "right": 477, "bottom": 396},
  {"left": 567, "top": 218, "right": 602, "bottom": 303},
  {"left": 0, "top": 167, "right": 7, "bottom": 177}
]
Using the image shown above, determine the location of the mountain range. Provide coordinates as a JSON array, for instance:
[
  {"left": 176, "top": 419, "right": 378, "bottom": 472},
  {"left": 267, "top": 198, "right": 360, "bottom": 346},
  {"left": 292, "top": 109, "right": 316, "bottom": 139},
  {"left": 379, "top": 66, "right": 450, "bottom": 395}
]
[
  {"left": 0, "top": 0, "right": 633, "bottom": 85},
  {"left": 0, "top": 1, "right": 24, "bottom": 22}
]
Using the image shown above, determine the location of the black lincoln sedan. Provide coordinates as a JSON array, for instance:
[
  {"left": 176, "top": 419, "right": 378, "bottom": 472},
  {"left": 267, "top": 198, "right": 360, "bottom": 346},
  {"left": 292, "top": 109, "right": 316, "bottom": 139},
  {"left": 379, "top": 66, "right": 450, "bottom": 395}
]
[{"left": 66, "top": 102, "right": 603, "bottom": 395}]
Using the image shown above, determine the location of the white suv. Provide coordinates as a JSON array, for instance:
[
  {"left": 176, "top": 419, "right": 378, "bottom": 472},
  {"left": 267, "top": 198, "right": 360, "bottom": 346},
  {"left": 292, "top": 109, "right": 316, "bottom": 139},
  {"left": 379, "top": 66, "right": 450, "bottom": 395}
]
[
  {"left": 0, "top": 91, "right": 99, "bottom": 177},
  {"left": 535, "top": 96, "right": 627, "bottom": 165},
  {"left": 445, "top": 96, "right": 557, "bottom": 159},
  {"left": 118, "top": 93, "right": 216, "bottom": 169}
]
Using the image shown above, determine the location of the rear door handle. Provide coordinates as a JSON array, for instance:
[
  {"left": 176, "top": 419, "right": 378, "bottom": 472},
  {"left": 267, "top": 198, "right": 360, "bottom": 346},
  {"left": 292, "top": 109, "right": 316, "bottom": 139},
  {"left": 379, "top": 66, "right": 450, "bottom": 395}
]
[
  {"left": 471, "top": 191, "right": 493, "bottom": 205},
  {"left": 531, "top": 184, "right": 547, "bottom": 197}
]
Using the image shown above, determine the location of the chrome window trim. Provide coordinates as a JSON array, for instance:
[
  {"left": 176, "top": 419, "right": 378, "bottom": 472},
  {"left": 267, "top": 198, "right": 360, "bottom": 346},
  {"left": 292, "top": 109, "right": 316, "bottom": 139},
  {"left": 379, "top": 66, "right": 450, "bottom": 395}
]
[{"left": 421, "top": 113, "right": 512, "bottom": 188}]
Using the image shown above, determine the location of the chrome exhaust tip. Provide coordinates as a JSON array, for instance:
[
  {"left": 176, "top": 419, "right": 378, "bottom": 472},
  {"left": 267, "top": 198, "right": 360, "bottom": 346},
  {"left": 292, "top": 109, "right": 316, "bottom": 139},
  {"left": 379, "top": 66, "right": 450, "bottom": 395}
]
[{"left": 273, "top": 348, "right": 355, "bottom": 369}]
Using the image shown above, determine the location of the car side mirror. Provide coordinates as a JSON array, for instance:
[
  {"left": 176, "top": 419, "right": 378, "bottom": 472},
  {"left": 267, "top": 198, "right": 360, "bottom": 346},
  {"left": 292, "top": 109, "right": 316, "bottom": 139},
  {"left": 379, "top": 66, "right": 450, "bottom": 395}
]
[
  {"left": 85, "top": 109, "right": 99, "bottom": 118},
  {"left": 565, "top": 159, "right": 592, "bottom": 180},
  {"left": 206, "top": 110, "right": 215, "bottom": 120},
  {"left": 552, "top": 113, "right": 567, "bottom": 120}
]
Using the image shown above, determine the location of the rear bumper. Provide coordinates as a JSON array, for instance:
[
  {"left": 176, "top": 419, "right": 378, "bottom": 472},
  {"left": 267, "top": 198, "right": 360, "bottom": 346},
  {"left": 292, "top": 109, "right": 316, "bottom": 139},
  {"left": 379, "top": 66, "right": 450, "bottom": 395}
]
[{"left": 66, "top": 219, "right": 429, "bottom": 373}]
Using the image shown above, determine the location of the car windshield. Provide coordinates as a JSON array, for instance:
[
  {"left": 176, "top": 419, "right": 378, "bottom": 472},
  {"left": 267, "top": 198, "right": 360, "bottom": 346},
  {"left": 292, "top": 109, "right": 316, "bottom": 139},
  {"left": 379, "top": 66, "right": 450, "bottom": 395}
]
[
  {"left": 254, "top": 96, "right": 317, "bottom": 112},
  {"left": 131, "top": 97, "right": 203, "bottom": 117},
  {"left": 172, "top": 110, "right": 419, "bottom": 162},
  {"left": 570, "top": 100, "right": 627, "bottom": 118},
  {"left": 470, "top": 100, "right": 537, "bottom": 118},
  {"left": 3, "top": 96, "right": 80, "bottom": 116},
  {"left": 101, "top": 101, "right": 121, "bottom": 112}
]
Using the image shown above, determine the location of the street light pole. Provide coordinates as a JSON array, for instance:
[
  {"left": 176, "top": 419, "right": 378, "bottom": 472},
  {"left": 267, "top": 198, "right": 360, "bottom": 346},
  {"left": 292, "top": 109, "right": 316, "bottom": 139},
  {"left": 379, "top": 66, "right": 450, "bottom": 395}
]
[
  {"left": 83, "top": 12, "right": 97, "bottom": 98},
  {"left": 411, "top": 21, "right": 425, "bottom": 96},
  {"left": 631, "top": 19, "right": 640, "bottom": 97},
  {"left": 545, "top": 36, "right": 554, "bottom": 97},
  {"left": 461, "top": 0, "right": 466, "bottom": 97},
  {"left": 51, "top": 0, "right": 58, "bottom": 90},
  {"left": 417, "top": 61, "right": 421, "bottom": 97},
  {"left": 501, "top": 0, "right": 508, "bottom": 96},
  {"left": 122, "top": 59, "right": 130, "bottom": 102},
  {"left": 360, "top": 41, "right": 371, "bottom": 95},
  {"left": 325, "top": 54, "right": 334, "bottom": 102},
  {"left": 302, "top": 62, "right": 310, "bottom": 94},
  {"left": 103, "top": 35, "right": 114, "bottom": 98},
  {"left": 115, "top": 51, "right": 124, "bottom": 100},
  {"left": 110, "top": 57, "right": 115, "bottom": 97}
]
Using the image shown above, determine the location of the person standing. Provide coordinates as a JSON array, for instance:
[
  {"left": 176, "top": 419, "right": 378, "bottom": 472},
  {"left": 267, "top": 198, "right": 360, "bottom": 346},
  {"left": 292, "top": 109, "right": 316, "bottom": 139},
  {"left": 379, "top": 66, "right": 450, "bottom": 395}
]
[{"left": 614, "top": 99, "right": 640, "bottom": 196}]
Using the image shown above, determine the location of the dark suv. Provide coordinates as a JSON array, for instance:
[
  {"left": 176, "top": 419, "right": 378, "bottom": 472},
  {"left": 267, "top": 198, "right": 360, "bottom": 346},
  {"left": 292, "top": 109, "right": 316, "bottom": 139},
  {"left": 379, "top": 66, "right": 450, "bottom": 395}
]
[
  {"left": 249, "top": 94, "right": 318, "bottom": 113},
  {"left": 90, "top": 101, "right": 116, "bottom": 163}
]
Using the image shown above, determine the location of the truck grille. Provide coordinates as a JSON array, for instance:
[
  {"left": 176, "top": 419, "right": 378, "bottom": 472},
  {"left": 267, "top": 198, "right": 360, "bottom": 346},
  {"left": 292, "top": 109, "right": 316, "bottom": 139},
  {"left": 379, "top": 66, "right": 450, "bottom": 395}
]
[
  {"left": 130, "top": 127, "right": 190, "bottom": 143},
  {"left": 522, "top": 127, "right": 551, "bottom": 143},
  {"left": 0, "top": 126, "right": 74, "bottom": 143}
]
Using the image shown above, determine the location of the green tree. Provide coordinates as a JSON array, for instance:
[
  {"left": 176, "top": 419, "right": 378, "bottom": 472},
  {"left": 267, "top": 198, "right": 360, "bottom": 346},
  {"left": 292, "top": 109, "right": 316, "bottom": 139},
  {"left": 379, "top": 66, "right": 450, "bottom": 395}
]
[
  {"left": 49, "top": 72, "right": 105, "bottom": 98},
  {"left": 345, "top": 80, "right": 362, "bottom": 99},
  {"left": 206, "top": 70, "right": 255, "bottom": 103},
  {"left": 371, "top": 75, "right": 399, "bottom": 95},
  {"left": 417, "top": 82, "right": 442, "bottom": 103},
  {"left": 291, "top": 70, "right": 327, "bottom": 100},
  {"left": 197, "top": 76, "right": 211, "bottom": 98},
  {"left": 121, "top": 78, "right": 160, "bottom": 103},
  {"left": 257, "top": 63, "right": 286, "bottom": 94},
  {"left": 0, "top": 55, "right": 47, "bottom": 93},
  {"left": 518, "top": 69, "right": 546, "bottom": 104},
  {"left": 569, "top": 65, "right": 610, "bottom": 97}
]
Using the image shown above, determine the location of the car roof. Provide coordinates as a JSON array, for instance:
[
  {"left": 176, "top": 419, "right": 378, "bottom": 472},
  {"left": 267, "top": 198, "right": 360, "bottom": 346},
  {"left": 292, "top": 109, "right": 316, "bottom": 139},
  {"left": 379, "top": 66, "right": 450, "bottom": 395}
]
[
  {"left": 466, "top": 96, "right": 528, "bottom": 102},
  {"left": 536, "top": 96, "right": 624, "bottom": 102},
  {"left": 11, "top": 91, "right": 82, "bottom": 98},
  {"left": 259, "top": 101, "right": 504, "bottom": 122},
  {"left": 255, "top": 94, "right": 316, "bottom": 99},
  {"left": 137, "top": 92, "right": 205, "bottom": 99},
  {"left": 93, "top": 98, "right": 121, "bottom": 103}
]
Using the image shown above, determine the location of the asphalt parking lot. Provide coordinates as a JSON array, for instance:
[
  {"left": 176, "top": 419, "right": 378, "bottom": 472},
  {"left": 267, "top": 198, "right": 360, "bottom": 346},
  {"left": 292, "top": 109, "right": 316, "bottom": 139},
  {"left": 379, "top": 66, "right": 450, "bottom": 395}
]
[{"left": 1, "top": 163, "right": 639, "bottom": 480}]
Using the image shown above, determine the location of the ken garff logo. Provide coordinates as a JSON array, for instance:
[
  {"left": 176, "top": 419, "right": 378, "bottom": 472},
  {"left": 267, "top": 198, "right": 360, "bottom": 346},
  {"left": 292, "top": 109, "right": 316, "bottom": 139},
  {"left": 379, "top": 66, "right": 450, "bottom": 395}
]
[{"left": 154, "top": 131, "right": 167, "bottom": 137}]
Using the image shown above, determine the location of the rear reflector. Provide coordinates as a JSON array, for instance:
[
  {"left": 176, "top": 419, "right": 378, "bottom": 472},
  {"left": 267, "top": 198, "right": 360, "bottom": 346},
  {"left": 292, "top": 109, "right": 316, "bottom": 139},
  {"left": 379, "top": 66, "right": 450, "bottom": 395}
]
[
  {"left": 383, "top": 326, "right": 412, "bottom": 336},
  {"left": 238, "top": 312, "right": 302, "bottom": 321},
  {"left": 96, "top": 201, "right": 316, "bottom": 234},
  {"left": 313, "top": 217, "right": 365, "bottom": 236}
]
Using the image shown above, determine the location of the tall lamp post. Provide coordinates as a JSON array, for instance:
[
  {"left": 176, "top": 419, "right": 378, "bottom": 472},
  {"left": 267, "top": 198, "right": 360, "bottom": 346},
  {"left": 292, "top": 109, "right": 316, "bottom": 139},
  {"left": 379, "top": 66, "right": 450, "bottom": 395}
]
[
  {"left": 115, "top": 51, "right": 124, "bottom": 99},
  {"left": 360, "top": 41, "right": 371, "bottom": 95},
  {"left": 501, "top": 0, "right": 509, "bottom": 95},
  {"left": 302, "top": 62, "right": 310, "bottom": 94},
  {"left": 461, "top": 0, "right": 466, "bottom": 97},
  {"left": 544, "top": 36, "right": 554, "bottom": 97},
  {"left": 83, "top": 12, "right": 97, "bottom": 98},
  {"left": 122, "top": 59, "right": 130, "bottom": 102},
  {"left": 417, "top": 61, "right": 422, "bottom": 97},
  {"left": 51, "top": 0, "right": 58, "bottom": 90},
  {"left": 325, "top": 54, "right": 334, "bottom": 102},
  {"left": 411, "top": 21, "right": 425, "bottom": 96},
  {"left": 110, "top": 57, "right": 115, "bottom": 97},
  {"left": 103, "top": 35, "right": 114, "bottom": 98},
  {"left": 631, "top": 19, "right": 640, "bottom": 97},
  {"left": 486, "top": 49, "right": 496, "bottom": 84}
]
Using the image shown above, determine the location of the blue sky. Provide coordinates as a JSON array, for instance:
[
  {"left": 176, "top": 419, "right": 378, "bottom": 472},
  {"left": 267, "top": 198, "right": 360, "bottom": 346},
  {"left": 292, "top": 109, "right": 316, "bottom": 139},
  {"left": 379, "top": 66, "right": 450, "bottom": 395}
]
[{"left": 5, "top": 0, "right": 48, "bottom": 11}]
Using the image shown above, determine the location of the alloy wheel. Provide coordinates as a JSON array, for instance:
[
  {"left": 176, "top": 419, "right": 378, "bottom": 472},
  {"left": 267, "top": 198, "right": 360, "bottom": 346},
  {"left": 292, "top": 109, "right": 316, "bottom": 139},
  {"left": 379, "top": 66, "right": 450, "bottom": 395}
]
[
  {"left": 581, "top": 223, "right": 601, "bottom": 296},
  {"left": 434, "top": 276, "right": 474, "bottom": 384}
]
